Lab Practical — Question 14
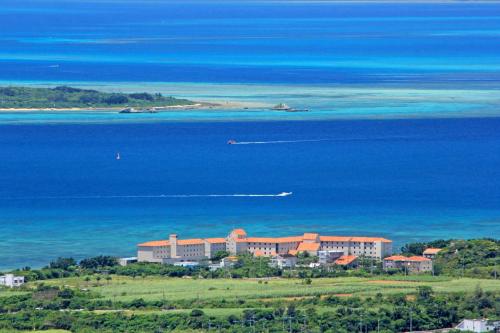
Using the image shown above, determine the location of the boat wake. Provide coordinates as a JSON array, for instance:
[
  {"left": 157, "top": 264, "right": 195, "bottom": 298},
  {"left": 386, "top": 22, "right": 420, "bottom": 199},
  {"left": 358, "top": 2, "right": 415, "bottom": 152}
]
[
  {"left": 229, "top": 135, "right": 421, "bottom": 145},
  {"left": 232, "top": 139, "right": 327, "bottom": 145},
  {"left": 3, "top": 192, "right": 293, "bottom": 200}
]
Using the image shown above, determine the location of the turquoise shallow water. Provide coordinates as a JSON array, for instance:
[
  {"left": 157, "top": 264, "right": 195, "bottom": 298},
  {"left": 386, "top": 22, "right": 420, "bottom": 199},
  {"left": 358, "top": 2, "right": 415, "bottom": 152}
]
[
  {"left": 1, "top": 1, "right": 500, "bottom": 86},
  {"left": 1, "top": 81, "right": 500, "bottom": 124}
]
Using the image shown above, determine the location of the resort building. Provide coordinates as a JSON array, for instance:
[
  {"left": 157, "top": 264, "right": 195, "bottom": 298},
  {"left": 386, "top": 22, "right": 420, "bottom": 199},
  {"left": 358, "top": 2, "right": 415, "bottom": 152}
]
[
  {"left": 137, "top": 228, "right": 393, "bottom": 264},
  {"left": 422, "top": 248, "right": 442, "bottom": 259},
  {"left": 383, "top": 255, "right": 433, "bottom": 273},
  {"left": 0, "top": 274, "right": 25, "bottom": 288}
]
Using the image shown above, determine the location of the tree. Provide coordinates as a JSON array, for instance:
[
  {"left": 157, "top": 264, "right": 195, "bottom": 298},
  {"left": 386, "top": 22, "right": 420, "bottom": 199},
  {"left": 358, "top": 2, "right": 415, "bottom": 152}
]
[
  {"left": 400, "top": 242, "right": 426, "bottom": 255},
  {"left": 49, "top": 257, "right": 76, "bottom": 270},
  {"left": 190, "top": 309, "right": 204, "bottom": 317},
  {"left": 211, "top": 250, "right": 230, "bottom": 261},
  {"left": 103, "top": 94, "right": 128, "bottom": 104},
  {"left": 79, "top": 256, "right": 117, "bottom": 269},
  {"left": 130, "top": 298, "right": 146, "bottom": 308},
  {"left": 48, "top": 93, "right": 67, "bottom": 103},
  {"left": 417, "top": 286, "right": 433, "bottom": 301},
  {"left": 53, "top": 86, "right": 84, "bottom": 93},
  {"left": 129, "top": 92, "right": 154, "bottom": 101},
  {"left": 0, "top": 87, "right": 16, "bottom": 96},
  {"left": 58, "top": 288, "right": 75, "bottom": 299},
  {"left": 78, "top": 93, "right": 100, "bottom": 104}
]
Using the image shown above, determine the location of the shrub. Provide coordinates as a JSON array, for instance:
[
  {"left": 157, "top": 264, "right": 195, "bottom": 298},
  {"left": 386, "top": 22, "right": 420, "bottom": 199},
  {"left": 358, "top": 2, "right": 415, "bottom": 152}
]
[
  {"left": 190, "top": 309, "right": 204, "bottom": 317},
  {"left": 103, "top": 94, "right": 128, "bottom": 104},
  {"left": 129, "top": 92, "right": 154, "bottom": 101}
]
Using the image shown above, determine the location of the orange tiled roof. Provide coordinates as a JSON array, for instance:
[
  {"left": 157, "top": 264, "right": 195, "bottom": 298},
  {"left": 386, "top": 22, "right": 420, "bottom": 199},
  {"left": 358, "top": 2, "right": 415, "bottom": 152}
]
[
  {"left": 288, "top": 249, "right": 298, "bottom": 256},
  {"left": 335, "top": 255, "right": 358, "bottom": 265},
  {"left": 244, "top": 236, "right": 303, "bottom": 243},
  {"left": 319, "top": 236, "right": 351, "bottom": 242},
  {"left": 177, "top": 238, "right": 205, "bottom": 246},
  {"left": 352, "top": 237, "right": 392, "bottom": 243},
  {"left": 320, "top": 236, "right": 391, "bottom": 243},
  {"left": 384, "top": 255, "right": 408, "bottom": 261},
  {"left": 139, "top": 231, "right": 392, "bottom": 248},
  {"left": 205, "top": 238, "right": 226, "bottom": 244},
  {"left": 408, "top": 256, "right": 431, "bottom": 262},
  {"left": 423, "top": 248, "right": 442, "bottom": 255},
  {"left": 138, "top": 240, "right": 170, "bottom": 247},
  {"left": 232, "top": 228, "right": 247, "bottom": 236},
  {"left": 384, "top": 255, "right": 431, "bottom": 262},
  {"left": 297, "top": 242, "right": 320, "bottom": 252},
  {"left": 303, "top": 233, "right": 319, "bottom": 240}
]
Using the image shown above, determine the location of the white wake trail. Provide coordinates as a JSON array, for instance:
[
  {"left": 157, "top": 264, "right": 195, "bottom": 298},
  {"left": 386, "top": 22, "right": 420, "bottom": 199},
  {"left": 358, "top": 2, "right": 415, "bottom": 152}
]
[
  {"left": 230, "top": 135, "right": 419, "bottom": 145},
  {"left": 233, "top": 139, "right": 327, "bottom": 145},
  {"left": 3, "top": 192, "right": 293, "bottom": 200}
]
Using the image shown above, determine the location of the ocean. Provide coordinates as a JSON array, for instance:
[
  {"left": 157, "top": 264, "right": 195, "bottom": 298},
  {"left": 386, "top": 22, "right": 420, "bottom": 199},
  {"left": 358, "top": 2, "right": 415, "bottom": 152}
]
[
  {"left": 1, "top": 0, "right": 500, "bottom": 86},
  {"left": 1, "top": 0, "right": 500, "bottom": 269},
  {"left": 1, "top": 119, "right": 499, "bottom": 269}
]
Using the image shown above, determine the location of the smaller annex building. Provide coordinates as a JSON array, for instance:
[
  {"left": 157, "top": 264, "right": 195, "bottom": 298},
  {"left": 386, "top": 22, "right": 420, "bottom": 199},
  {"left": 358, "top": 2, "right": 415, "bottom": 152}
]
[{"left": 383, "top": 255, "right": 433, "bottom": 273}]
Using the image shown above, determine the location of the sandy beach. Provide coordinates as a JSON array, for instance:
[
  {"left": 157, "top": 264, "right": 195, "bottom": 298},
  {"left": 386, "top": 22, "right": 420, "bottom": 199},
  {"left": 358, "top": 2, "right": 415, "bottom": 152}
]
[{"left": 0, "top": 101, "right": 268, "bottom": 113}]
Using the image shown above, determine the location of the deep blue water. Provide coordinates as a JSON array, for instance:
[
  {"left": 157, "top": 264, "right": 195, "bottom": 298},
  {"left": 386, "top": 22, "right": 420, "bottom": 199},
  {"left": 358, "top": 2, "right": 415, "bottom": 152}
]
[
  {"left": 1, "top": 118, "right": 499, "bottom": 269},
  {"left": 1, "top": 0, "right": 500, "bottom": 86}
]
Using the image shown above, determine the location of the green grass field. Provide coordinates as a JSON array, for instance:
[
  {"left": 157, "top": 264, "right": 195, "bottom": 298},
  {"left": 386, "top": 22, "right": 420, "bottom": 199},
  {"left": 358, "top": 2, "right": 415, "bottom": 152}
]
[
  {"left": 0, "top": 329, "right": 70, "bottom": 333},
  {"left": 41, "top": 275, "right": 500, "bottom": 303},
  {"left": 0, "top": 289, "right": 28, "bottom": 298}
]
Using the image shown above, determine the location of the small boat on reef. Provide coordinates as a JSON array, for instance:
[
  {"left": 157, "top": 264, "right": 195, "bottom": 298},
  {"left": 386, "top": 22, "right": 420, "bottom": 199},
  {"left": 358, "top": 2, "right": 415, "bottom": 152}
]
[
  {"left": 271, "top": 103, "right": 309, "bottom": 112},
  {"left": 116, "top": 152, "right": 121, "bottom": 160},
  {"left": 227, "top": 139, "right": 237, "bottom": 145},
  {"left": 119, "top": 107, "right": 158, "bottom": 114},
  {"left": 271, "top": 103, "right": 292, "bottom": 111}
]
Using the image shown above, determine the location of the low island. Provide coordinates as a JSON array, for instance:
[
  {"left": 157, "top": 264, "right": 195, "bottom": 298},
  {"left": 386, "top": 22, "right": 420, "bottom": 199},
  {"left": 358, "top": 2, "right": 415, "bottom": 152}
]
[{"left": 0, "top": 86, "right": 198, "bottom": 111}]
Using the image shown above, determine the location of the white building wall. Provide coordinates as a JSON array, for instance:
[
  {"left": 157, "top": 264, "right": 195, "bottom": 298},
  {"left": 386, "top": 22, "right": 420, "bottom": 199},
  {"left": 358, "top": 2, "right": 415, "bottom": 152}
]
[
  {"left": 458, "top": 319, "right": 492, "bottom": 332},
  {"left": 319, "top": 241, "right": 350, "bottom": 255},
  {"left": 277, "top": 242, "right": 301, "bottom": 254},
  {"left": 0, "top": 274, "right": 24, "bottom": 288},
  {"left": 235, "top": 242, "right": 248, "bottom": 254},
  {"left": 176, "top": 244, "right": 206, "bottom": 260},
  {"left": 204, "top": 242, "right": 226, "bottom": 258},
  {"left": 247, "top": 242, "right": 277, "bottom": 255},
  {"left": 137, "top": 245, "right": 170, "bottom": 263}
]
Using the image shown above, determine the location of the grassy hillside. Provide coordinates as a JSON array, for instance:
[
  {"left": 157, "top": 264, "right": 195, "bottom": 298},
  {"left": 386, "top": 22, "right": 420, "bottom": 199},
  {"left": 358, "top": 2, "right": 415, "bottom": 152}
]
[
  {"left": 401, "top": 238, "right": 499, "bottom": 278},
  {"left": 42, "top": 275, "right": 500, "bottom": 303},
  {"left": 0, "top": 86, "right": 194, "bottom": 109},
  {"left": 1, "top": 275, "right": 498, "bottom": 332}
]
